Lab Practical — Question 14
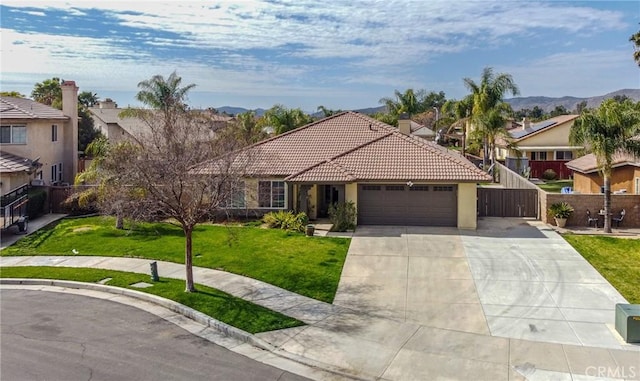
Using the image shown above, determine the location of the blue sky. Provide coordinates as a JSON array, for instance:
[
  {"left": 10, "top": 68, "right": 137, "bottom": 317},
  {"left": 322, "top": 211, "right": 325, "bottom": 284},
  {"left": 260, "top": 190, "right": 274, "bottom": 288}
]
[{"left": 1, "top": 1, "right": 639, "bottom": 112}]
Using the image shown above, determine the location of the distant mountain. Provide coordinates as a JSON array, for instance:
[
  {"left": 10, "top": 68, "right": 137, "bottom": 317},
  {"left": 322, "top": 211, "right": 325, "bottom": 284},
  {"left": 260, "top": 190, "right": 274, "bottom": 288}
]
[
  {"left": 505, "top": 89, "right": 640, "bottom": 113},
  {"left": 352, "top": 106, "right": 386, "bottom": 115},
  {"left": 214, "top": 106, "right": 267, "bottom": 116}
]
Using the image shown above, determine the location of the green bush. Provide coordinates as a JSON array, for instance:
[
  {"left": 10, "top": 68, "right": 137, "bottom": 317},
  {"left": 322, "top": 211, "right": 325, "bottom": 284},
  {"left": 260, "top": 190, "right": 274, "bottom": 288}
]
[
  {"left": 27, "top": 188, "right": 47, "bottom": 218},
  {"left": 262, "top": 210, "right": 308, "bottom": 232},
  {"left": 542, "top": 168, "right": 557, "bottom": 180},
  {"left": 328, "top": 201, "right": 356, "bottom": 232}
]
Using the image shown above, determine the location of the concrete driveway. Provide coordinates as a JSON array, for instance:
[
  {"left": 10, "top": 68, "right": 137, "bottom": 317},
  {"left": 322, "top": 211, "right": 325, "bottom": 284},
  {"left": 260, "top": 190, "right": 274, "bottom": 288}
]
[{"left": 334, "top": 218, "right": 629, "bottom": 348}]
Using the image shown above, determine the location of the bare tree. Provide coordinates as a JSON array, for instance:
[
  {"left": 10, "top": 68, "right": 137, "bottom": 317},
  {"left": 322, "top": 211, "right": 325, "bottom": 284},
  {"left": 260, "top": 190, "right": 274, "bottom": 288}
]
[{"left": 98, "top": 109, "right": 247, "bottom": 292}]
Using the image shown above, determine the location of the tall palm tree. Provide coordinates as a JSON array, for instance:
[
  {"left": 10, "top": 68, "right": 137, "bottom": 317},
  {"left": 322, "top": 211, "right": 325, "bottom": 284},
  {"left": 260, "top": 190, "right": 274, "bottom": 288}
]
[
  {"left": 630, "top": 28, "right": 640, "bottom": 66},
  {"left": 464, "top": 67, "right": 519, "bottom": 168},
  {"left": 136, "top": 71, "right": 195, "bottom": 114},
  {"left": 570, "top": 99, "right": 640, "bottom": 233}
]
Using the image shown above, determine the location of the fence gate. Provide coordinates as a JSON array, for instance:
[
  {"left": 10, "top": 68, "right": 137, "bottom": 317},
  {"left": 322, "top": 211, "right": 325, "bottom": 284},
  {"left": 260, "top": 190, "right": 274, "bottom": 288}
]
[{"left": 478, "top": 188, "right": 539, "bottom": 218}]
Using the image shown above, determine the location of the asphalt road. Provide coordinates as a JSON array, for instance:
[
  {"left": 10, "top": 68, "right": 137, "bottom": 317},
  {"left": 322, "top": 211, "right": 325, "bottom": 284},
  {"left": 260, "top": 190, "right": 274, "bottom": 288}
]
[{"left": 0, "top": 289, "right": 310, "bottom": 381}]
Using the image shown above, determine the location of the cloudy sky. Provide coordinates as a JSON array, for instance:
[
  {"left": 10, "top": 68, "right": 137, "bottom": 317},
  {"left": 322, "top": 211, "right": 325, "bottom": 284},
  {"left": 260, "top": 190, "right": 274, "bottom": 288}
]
[{"left": 1, "top": 1, "right": 638, "bottom": 112}]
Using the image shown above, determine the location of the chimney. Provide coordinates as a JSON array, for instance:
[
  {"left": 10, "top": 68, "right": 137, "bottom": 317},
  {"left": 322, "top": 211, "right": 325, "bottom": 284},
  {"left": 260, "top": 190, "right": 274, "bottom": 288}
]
[
  {"left": 522, "top": 117, "right": 531, "bottom": 130},
  {"left": 398, "top": 113, "right": 411, "bottom": 136},
  {"left": 99, "top": 98, "right": 117, "bottom": 109},
  {"left": 61, "top": 80, "right": 79, "bottom": 183}
]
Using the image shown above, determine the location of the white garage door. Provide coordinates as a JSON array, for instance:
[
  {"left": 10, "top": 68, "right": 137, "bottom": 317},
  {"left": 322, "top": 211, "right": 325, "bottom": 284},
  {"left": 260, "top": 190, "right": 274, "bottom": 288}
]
[{"left": 358, "top": 184, "right": 457, "bottom": 226}]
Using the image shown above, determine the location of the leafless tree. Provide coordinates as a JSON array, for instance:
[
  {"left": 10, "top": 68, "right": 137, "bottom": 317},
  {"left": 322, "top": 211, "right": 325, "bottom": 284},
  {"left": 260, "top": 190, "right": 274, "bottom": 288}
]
[{"left": 98, "top": 109, "right": 248, "bottom": 292}]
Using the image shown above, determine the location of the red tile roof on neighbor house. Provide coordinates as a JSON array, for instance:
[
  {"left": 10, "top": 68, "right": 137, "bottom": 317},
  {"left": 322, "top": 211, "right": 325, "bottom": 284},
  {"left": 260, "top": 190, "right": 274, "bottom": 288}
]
[
  {"left": 196, "top": 111, "right": 491, "bottom": 182},
  {"left": 566, "top": 152, "right": 640, "bottom": 174},
  {"left": 0, "top": 96, "right": 68, "bottom": 120}
]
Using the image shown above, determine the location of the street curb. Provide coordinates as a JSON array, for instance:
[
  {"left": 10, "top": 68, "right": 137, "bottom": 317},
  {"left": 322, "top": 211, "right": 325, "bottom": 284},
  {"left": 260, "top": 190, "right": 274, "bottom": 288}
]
[
  {"left": 0, "top": 278, "right": 373, "bottom": 381},
  {"left": 0, "top": 278, "right": 274, "bottom": 350}
]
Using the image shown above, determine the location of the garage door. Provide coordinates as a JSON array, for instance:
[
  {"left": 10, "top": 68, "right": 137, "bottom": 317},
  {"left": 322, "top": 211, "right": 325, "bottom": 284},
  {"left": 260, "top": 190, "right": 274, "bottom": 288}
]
[{"left": 358, "top": 184, "right": 457, "bottom": 226}]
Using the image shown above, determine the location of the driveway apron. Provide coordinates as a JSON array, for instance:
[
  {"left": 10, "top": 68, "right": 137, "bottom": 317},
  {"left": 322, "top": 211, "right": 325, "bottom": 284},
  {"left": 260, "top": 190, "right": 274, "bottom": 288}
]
[
  {"left": 333, "top": 225, "right": 490, "bottom": 335},
  {"left": 463, "top": 217, "right": 629, "bottom": 348}
]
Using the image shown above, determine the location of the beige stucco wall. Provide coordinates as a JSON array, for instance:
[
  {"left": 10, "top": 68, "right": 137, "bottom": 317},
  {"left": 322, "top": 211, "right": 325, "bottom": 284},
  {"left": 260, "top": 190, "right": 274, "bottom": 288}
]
[
  {"left": 573, "top": 166, "right": 640, "bottom": 194},
  {"left": 345, "top": 182, "right": 358, "bottom": 225},
  {"left": 457, "top": 182, "right": 477, "bottom": 229},
  {"left": 2, "top": 119, "right": 72, "bottom": 185},
  {"left": 506, "top": 120, "right": 579, "bottom": 159},
  {"left": 0, "top": 172, "right": 31, "bottom": 197}
]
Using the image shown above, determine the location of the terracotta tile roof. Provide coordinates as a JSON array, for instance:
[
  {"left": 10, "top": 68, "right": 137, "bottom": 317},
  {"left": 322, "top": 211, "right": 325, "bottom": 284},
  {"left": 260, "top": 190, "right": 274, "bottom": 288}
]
[
  {"left": 0, "top": 151, "right": 32, "bottom": 173},
  {"left": 566, "top": 152, "right": 640, "bottom": 173},
  {"left": 209, "top": 112, "right": 394, "bottom": 176},
  {"left": 197, "top": 111, "right": 491, "bottom": 182},
  {"left": 286, "top": 131, "right": 490, "bottom": 182},
  {"left": 0, "top": 96, "right": 67, "bottom": 120}
]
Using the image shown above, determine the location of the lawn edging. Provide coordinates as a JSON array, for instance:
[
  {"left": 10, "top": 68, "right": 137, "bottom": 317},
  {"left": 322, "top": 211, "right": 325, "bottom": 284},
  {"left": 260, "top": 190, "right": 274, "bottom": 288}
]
[{"left": 0, "top": 278, "right": 274, "bottom": 350}]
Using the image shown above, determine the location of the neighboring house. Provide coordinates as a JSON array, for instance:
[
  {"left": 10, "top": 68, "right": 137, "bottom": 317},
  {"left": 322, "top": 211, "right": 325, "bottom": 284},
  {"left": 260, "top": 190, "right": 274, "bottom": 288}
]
[
  {"left": 0, "top": 81, "right": 79, "bottom": 196},
  {"left": 89, "top": 99, "right": 233, "bottom": 145},
  {"left": 399, "top": 119, "right": 436, "bottom": 141},
  {"left": 566, "top": 153, "right": 640, "bottom": 194},
  {"left": 198, "top": 111, "right": 491, "bottom": 229},
  {"left": 88, "top": 99, "right": 147, "bottom": 144},
  {"left": 497, "top": 115, "right": 581, "bottom": 179}
]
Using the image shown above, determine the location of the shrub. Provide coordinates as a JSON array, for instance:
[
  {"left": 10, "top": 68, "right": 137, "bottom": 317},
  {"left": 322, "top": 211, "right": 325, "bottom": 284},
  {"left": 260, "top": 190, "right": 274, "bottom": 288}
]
[
  {"left": 328, "top": 201, "right": 356, "bottom": 232},
  {"left": 542, "top": 168, "right": 557, "bottom": 180},
  {"left": 27, "top": 188, "right": 47, "bottom": 218},
  {"left": 262, "top": 210, "right": 308, "bottom": 232},
  {"left": 61, "top": 189, "right": 99, "bottom": 215}
]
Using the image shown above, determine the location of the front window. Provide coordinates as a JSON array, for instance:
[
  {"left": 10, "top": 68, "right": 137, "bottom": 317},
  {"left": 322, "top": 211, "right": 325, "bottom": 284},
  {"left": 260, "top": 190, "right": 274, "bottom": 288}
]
[
  {"left": 51, "top": 163, "right": 63, "bottom": 184},
  {"left": 222, "top": 181, "right": 246, "bottom": 209},
  {"left": 530, "top": 151, "right": 547, "bottom": 161},
  {"left": 555, "top": 151, "right": 573, "bottom": 160},
  {"left": 0, "top": 125, "right": 26, "bottom": 144},
  {"left": 258, "top": 181, "right": 286, "bottom": 208},
  {"left": 52, "top": 125, "right": 58, "bottom": 142}
]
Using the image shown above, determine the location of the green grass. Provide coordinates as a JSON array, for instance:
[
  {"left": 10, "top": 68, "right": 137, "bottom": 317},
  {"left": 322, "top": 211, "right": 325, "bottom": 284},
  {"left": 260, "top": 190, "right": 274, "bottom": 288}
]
[
  {"left": 563, "top": 235, "right": 640, "bottom": 303},
  {"left": 0, "top": 266, "right": 303, "bottom": 334},
  {"left": 2, "top": 216, "right": 350, "bottom": 303},
  {"left": 538, "top": 180, "right": 573, "bottom": 193}
]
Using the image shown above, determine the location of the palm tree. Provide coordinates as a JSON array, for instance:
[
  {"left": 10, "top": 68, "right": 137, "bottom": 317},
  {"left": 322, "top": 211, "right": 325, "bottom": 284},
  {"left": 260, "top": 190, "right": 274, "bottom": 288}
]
[
  {"left": 136, "top": 71, "right": 195, "bottom": 115},
  {"left": 570, "top": 99, "right": 640, "bottom": 233},
  {"left": 379, "top": 89, "right": 420, "bottom": 116},
  {"left": 259, "top": 105, "right": 312, "bottom": 135},
  {"left": 464, "top": 67, "right": 519, "bottom": 168},
  {"left": 233, "top": 111, "right": 264, "bottom": 144},
  {"left": 442, "top": 96, "right": 473, "bottom": 155},
  {"left": 78, "top": 91, "right": 99, "bottom": 108},
  {"left": 31, "top": 77, "right": 63, "bottom": 108},
  {"left": 630, "top": 28, "right": 640, "bottom": 66}
]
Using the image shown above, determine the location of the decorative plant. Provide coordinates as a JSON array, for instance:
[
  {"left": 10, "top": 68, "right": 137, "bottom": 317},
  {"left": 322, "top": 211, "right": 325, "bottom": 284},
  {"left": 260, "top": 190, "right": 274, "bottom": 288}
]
[
  {"left": 328, "top": 201, "right": 356, "bottom": 232},
  {"left": 548, "top": 202, "right": 574, "bottom": 219},
  {"left": 262, "top": 210, "right": 308, "bottom": 232}
]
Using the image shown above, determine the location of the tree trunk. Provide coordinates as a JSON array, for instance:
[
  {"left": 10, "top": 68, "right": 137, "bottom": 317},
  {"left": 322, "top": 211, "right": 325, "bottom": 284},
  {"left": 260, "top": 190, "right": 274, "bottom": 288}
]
[
  {"left": 461, "top": 122, "right": 467, "bottom": 157},
  {"left": 115, "top": 214, "right": 124, "bottom": 229},
  {"left": 482, "top": 137, "right": 489, "bottom": 170},
  {"left": 184, "top": 226, "right": 196, "bottom": 292},
  {"left": 603, "top": 175, "right": 612, "bottom": 233}
]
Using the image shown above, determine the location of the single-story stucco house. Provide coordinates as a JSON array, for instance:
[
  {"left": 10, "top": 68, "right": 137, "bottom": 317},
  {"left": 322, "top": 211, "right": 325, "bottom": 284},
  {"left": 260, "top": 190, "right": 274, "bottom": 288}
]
[
  {"left": 566, "top": 152, "right": 640, "bottom": 194},
  {"left": 198, "top": 111, "right": 491, "bottom": 229}
]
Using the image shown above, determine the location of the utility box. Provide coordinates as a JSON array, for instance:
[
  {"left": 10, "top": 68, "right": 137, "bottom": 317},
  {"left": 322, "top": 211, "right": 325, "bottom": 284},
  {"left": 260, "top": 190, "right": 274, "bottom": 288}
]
[{"left": 615, "top": 304, "right": 640, "bottom": 343}]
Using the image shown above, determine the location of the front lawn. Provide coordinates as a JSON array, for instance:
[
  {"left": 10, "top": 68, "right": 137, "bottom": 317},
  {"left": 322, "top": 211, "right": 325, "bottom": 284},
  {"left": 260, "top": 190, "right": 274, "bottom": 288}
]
[
  {"left": 2, "top": 216, "right": 350, "bottom": 303},
  {"left": 563, "top": 234, "right": 640, "bottom": 303},
  {"left": 538, "top": 180, "right": 573, "bottom": 193},
  {"left": 0, "top": 266, "right": 303, "bottom": 333}
]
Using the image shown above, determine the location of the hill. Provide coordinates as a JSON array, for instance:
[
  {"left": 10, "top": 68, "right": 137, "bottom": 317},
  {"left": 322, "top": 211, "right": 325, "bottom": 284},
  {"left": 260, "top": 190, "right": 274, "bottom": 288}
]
[
  {"left": 505, "top": 89, "right": 640, "bottom": 112},
  {"left": 214, "top": 106, "right": 267, "bottom": 116}
]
